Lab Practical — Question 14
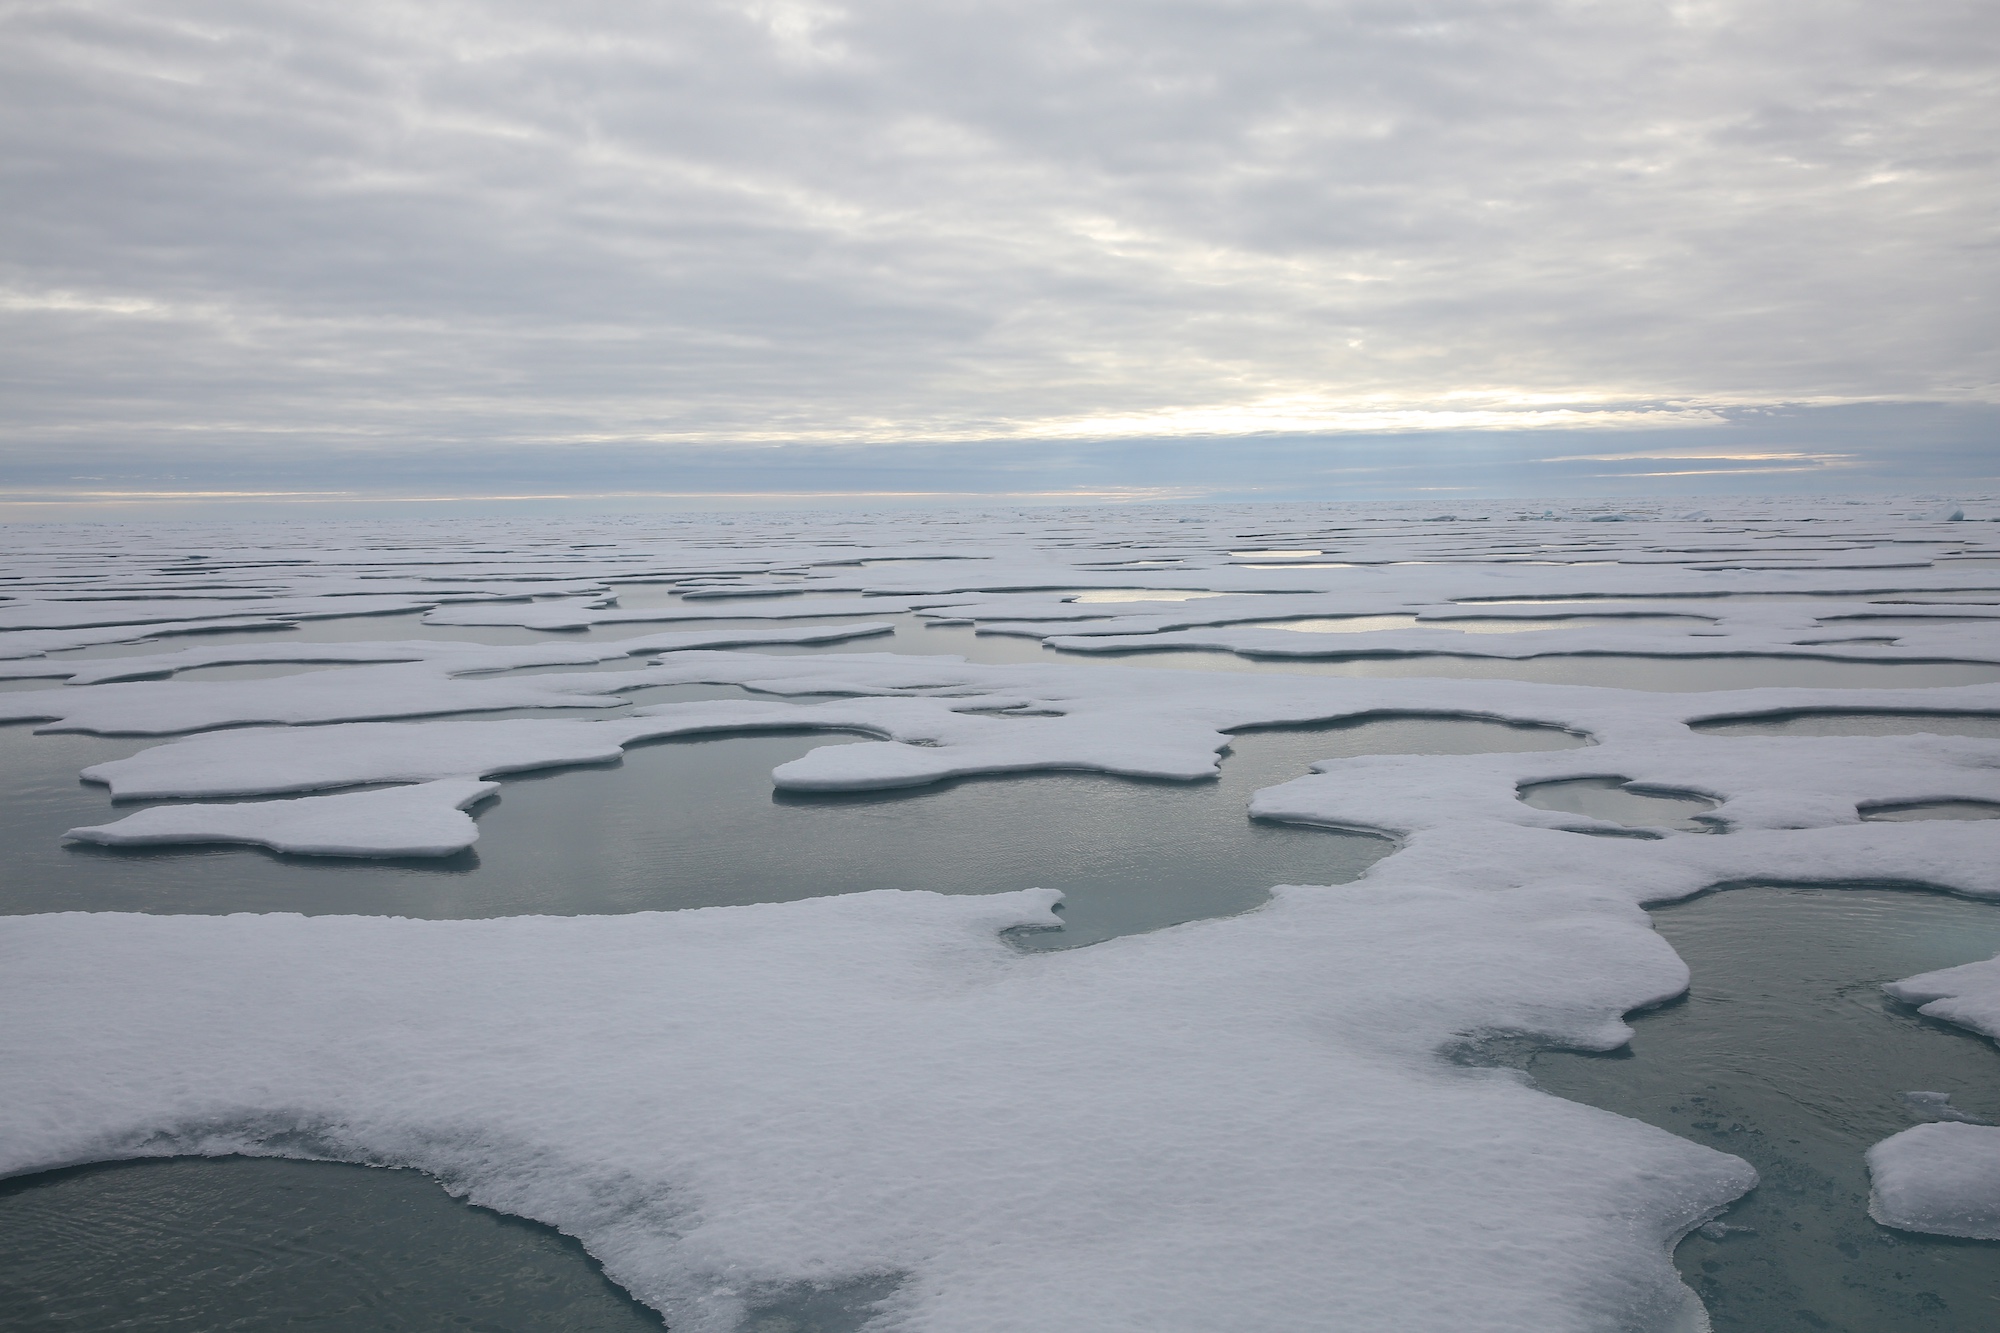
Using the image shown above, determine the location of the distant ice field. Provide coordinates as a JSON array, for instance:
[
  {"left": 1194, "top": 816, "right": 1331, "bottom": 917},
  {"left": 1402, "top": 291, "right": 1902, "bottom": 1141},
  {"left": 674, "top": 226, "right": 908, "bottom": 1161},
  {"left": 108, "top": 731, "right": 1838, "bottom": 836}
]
[{"left": 3, "top": 499, "right": 1999, "bottom": 1333}]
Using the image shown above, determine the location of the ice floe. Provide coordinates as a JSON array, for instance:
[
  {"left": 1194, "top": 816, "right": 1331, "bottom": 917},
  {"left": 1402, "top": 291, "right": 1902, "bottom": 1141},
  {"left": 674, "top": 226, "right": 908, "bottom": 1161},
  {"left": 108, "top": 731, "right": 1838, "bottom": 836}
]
[
  {"left": 0, "top": 627, "right": 893, "bottom": 734},
  {"left": 64, "top": 780, "right": 497, "bottom": 858},
  {"left": 1867, "top": 1123, "right": 2000, "bottom": 1240},
  {"left": 1883, "top": 953, "right": 2000, "bottom": 1046},
  {"left": 420, "top": 595, "right": 943, "bottom": 631},
  {"left": 1, "top": 623, "right": 892, "bottom": 686},
  {"left": 7, "top": 500, "right": 2000, "bottom": 1329},
  {"left": 0, "top": 885, "right": 1749, "bottom": 1333},
  {"left": 56, "top": 651, "right": 2000, "bottom": 875}
]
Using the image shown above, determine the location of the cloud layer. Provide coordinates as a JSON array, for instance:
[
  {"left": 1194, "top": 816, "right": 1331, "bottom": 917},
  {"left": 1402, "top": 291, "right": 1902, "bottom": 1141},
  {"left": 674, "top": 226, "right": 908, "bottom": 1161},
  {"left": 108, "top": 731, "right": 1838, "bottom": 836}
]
[{"left": 2, "top": 1, "right": 1994, "bottom": 484}]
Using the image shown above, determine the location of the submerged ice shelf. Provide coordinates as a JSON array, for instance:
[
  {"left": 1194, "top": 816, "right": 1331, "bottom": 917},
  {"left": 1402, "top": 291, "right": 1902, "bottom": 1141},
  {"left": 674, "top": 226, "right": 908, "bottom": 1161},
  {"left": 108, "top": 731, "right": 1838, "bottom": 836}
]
[{"left": 3, "top": 500, "right": 2000, "bottom": 1332}]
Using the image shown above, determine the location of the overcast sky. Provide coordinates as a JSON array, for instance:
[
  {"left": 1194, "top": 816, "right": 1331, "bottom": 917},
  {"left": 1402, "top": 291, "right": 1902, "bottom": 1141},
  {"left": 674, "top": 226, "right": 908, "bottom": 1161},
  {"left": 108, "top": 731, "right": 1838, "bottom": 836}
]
[{"left": 2, "top": 1, "right": 1994, "bottom": 513}]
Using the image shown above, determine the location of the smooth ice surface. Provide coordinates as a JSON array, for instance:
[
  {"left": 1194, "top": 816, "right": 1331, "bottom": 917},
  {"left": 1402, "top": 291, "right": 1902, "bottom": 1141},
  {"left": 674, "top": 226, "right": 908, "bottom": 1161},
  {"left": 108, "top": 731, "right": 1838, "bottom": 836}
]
[{"left": 7, "top": 502, "right": 2000, "bottom": 1330}]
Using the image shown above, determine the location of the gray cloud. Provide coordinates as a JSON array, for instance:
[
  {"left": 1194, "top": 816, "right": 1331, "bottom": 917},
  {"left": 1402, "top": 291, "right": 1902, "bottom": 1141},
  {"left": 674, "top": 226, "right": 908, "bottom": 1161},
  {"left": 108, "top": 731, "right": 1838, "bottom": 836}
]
[{"left": 2, "top": 1, "right": 1994, "bottom": 491}]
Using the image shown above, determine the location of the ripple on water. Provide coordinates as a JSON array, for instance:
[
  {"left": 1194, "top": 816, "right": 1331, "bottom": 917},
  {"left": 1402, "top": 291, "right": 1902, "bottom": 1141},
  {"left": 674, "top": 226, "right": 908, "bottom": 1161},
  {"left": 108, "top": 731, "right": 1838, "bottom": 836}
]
[{"left": 0, "top": 1156, "right": 664, "bottom": 1332}]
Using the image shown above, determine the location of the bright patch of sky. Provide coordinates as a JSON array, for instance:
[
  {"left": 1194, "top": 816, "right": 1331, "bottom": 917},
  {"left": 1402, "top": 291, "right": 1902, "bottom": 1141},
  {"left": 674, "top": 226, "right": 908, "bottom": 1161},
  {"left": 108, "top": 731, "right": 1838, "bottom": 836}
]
[{"left": 0, "top": 1, "right": 1994, "bottom": 509}]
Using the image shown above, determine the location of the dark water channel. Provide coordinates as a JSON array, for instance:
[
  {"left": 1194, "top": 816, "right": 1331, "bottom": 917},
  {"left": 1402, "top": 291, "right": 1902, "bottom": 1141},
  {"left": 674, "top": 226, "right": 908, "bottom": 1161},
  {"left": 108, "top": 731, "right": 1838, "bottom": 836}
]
[
  {"left": 1692, "top": 712, "right": 2000, "bottom": 740},
  {"left": 1522, "top": 887, "right": 2000, "bottom": 1333},
  {"left": 32, "top": 600, "right": 2000, "bottom": 692}
]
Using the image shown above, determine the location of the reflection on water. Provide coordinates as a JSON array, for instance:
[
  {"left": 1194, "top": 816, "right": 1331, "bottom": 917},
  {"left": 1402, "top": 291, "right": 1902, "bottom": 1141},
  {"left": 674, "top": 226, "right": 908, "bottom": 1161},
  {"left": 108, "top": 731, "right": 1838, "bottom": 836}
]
[
  {"left": 1863, "top": 801, "right": 2000, "bottom": 823},
  {"left": 1692, "top": 712, "right": 2000, "bottom": 739},
  {"left": 1522, "top": 887, "right": 2000, "bottom": 1333},
  {"left": 1517, "top": 776, "right": 1718, "bottom": 831},
  {"left": 0, "top": 1156, "right": 663, "bottom": 1332},
  {"left": 2, "top": 716, "right": 1580, "bottom": 945},
  {"left": 35, "top": 601, "right": 2000, "bottom": 694},
  {"left": 1029, "top": 648, "right": 2000, "bottom": 692}
]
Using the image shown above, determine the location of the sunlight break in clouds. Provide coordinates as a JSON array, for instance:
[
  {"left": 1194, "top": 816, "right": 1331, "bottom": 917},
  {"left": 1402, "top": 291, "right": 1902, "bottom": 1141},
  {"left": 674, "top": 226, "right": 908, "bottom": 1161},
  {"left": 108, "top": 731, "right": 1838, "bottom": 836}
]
[{"left": 0, "top": 1, "right": 1994, "bottom": 497}]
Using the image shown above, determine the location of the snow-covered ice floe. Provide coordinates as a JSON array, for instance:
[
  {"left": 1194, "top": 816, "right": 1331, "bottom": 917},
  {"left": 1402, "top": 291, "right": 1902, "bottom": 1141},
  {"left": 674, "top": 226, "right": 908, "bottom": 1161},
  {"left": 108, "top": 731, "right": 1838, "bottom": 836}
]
[
  {"left": 1861, "top": 952, "right": 2000, "bottom": 1239},
  {"left": 63, "top": 780, "right": 499, "bottom": 858},
  {"left": 1, "top": 887, "right": 1749, "bottom": 1333},
  {"left": 1885, "top": 953, "right": 2000, "bottom": 1044},
  {"left": 1867, "top": 1124, "right": 2000, "bottom": 1240},
  {"left": 0, "top": 625, "right": 894, "bottom": 734},
  {"left": 5, "top": 500, "right": 2000, "bottom": 1329},
  {"left": 69, "top": 660, "right": 2000, "bottom": 853}
]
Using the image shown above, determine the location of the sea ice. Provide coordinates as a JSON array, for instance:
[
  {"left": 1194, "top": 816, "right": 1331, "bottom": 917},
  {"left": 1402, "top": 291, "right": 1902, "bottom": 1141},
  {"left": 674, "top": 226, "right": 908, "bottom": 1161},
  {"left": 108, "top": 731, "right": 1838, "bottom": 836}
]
[
  {"left": 0, "top": 884, "right": 1750, "bottom": 1333},
  {"left": 1883, "top": 953, "right": 2000, "bottom": 1044},
  {"left": 1867, "top": 1122, "right": 2000, "bottom": 1239},
  {"left": 62, "top": 655, "right": 2000, "bottom": 856},
  {"left": 1, "top": 627, "right": 895, "bottom": 734},
  {"left": 420, "top": 595, "right": 941, "bottom": 630},
  {"left": 2, "top": 622, "right": 890, "bottom": 685},
  {"left": 6, "top": 501, "right": 2000, "bottom": 1330},
  {"left": 0, "top": 595, "right": 439, "bottom": 632},
  {"left": 63, "top": 780, "right": 498, "bottom": 858}
]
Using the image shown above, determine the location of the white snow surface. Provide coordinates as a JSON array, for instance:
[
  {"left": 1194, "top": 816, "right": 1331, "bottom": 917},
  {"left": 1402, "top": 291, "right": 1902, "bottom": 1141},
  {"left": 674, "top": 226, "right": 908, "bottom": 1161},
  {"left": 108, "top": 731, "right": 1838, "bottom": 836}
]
[
  {"left": 0, "top": 617, "right": 304, "bottom": 659},
  {"left": 1866, "top": 1123, "right": 2000, "bottom": 1239},
  {"left": 8, "top": 501, "right": 2000, "bottom": 1329},
  {"left": 1883, "top": 954, "right": 2000, "bottom": 1045},
  {"left": 63, "top": 779, "right": 497, "bottom": 858},
  {"left": 1, "top": 886, "right": 1747, "bottom": 1333},
  {"left": 0, "top": 622, "right": 891, "bottom": 686}
]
